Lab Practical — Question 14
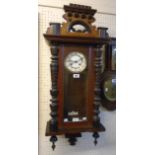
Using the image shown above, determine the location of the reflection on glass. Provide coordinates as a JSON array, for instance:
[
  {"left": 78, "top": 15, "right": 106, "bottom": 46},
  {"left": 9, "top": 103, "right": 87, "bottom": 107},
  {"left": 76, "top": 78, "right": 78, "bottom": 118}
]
[
  {"left": 64, "top": 113, "right": 87, "bottom": 123},
  {"left": 104, "top": 78, "right": 116, "bottom": 101},
  {"left": 101, "top": 45, "right": 106, "bottom": 72},
  {"left": 69, "top": 24, "right": 88, "bottom": 33},
  {"left": 64, "top": 109, "right": 87, "bottom": 122},
  {"left": 112, "top": 48, "right": 116, "bottom": 70}
]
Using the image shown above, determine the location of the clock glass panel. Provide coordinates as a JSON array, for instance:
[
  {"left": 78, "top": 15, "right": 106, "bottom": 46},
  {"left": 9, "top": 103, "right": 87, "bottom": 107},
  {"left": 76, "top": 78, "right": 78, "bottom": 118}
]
[
  {"left": 63, "top": 71, "right": 88, "bottom": 123},
  {"left": 63, "top": 49, "right": 89, "bottom": 123},
  {"left": 104, "top": 78, "right": 116, "bottom": 101},
  {"left": 111, "top": 47, "right": 116, "bottom": 71},
  {"left": 64, "top": 52, "right": 87, "bottom": 73}
]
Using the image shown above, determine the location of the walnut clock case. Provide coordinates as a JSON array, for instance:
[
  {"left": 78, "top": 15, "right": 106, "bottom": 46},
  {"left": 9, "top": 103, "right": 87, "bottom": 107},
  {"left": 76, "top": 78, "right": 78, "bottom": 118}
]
[{"left": 44, "top": 4, "right": 109, "bottom": 150}]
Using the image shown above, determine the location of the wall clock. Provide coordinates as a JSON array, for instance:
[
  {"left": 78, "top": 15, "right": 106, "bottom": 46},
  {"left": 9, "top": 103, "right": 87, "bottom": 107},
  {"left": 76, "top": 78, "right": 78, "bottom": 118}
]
[
  {"left": 44, "top": 3, "right": 109, "bottom": 150},
  {"left": 100, "top": 38, "right": 116, "bottom": 110}
]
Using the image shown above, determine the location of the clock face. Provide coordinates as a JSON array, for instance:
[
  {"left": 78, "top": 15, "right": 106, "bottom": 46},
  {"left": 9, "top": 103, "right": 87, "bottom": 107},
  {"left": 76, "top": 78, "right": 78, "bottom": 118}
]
[{"left": 65, "top": 52, "right": 87, "bottom": 73}]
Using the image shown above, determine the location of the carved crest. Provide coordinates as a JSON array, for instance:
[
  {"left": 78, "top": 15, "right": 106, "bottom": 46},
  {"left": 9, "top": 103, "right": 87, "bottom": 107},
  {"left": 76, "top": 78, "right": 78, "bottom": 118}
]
[{"left": 61, "top": 3, "right": 98, "bottom": 37}]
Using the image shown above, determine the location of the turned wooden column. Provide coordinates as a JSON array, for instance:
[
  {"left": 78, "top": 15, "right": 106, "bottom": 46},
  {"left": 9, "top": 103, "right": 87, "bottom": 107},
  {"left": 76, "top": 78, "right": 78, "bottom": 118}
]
[
  {"left": 93, "top": 46, "right": 102, "bottom": 145},
  {"left": 93, "top": 46, "right": 102, "bottom": 127},
  {"left": 49, "top": 44, "right": 59, "bottom": 150},
  {"left": 50, "top": 44, "right": 59, "bottom": 131}
]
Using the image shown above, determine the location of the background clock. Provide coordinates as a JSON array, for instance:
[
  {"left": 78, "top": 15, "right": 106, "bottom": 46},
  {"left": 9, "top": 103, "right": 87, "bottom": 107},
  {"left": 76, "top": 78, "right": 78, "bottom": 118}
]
[{"left": 101, "top": 37, "right": 116, "bottom": 111}]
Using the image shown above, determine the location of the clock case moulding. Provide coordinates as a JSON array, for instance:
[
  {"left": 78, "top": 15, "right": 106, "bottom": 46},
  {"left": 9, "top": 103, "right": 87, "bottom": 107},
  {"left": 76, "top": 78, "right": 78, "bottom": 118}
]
[{"left": 43, "top": 3, "right": 114, "bottom": 150}]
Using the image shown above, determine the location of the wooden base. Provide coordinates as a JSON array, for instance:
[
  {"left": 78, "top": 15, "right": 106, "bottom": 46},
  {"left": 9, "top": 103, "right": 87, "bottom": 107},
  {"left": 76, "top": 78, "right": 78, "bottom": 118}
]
[{"left": 45, "top": 120, "right": 105, "bottom": 136}]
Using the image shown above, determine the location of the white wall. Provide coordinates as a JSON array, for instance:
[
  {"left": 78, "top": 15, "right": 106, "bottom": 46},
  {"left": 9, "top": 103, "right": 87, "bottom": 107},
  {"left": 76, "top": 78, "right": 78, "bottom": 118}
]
[
  {"left": 38, "top": 1, "right": 116, "bottom": 155},
  {"left": 38, "top": 0, "right": 116, "bottom": 14}
]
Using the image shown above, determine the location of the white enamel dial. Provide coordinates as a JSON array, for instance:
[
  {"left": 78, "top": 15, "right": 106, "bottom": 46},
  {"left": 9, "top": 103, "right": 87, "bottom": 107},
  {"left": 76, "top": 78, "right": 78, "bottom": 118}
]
[{"left": 65, "top": 52, "right": 87, "bottom": 73}]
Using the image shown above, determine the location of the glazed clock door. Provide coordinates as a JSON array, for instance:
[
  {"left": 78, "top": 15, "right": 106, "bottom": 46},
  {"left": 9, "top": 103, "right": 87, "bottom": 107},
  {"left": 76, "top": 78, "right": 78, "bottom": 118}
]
[{"left": 58, "top": 45, "right": 95, "bottom": 129}]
